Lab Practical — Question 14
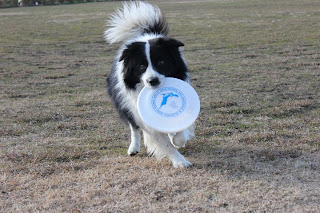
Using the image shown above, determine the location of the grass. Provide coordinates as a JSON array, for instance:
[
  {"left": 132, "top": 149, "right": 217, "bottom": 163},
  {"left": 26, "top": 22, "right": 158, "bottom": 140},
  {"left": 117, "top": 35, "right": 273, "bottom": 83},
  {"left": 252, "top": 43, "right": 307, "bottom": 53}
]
[{"left": 0, "top": 0, "right": 319, "bottom": 212}]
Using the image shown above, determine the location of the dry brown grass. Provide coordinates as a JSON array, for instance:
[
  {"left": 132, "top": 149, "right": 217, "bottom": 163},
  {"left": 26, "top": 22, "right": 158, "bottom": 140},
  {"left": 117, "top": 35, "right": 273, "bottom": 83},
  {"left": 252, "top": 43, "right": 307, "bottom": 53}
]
[{"left": 1, "top": 0, "right": 319, "bottom": 212}]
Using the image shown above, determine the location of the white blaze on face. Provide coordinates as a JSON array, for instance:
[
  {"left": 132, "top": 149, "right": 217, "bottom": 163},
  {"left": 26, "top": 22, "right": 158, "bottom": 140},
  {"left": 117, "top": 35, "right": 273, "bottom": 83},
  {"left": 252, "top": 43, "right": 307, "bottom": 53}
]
[{"left": 141, "top": 41, "right": 165, "bottom": 88}]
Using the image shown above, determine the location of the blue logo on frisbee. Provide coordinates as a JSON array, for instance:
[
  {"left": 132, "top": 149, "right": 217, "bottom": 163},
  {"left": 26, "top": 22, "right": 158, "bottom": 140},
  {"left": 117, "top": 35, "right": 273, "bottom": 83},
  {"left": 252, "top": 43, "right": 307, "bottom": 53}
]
[{"left": 151, "top": 87, "right": 186, "bottom": 117}]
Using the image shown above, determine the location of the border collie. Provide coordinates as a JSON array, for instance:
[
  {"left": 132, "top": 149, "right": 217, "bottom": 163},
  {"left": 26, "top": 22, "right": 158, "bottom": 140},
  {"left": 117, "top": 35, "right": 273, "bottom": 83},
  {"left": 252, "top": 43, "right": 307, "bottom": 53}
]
[{"left": 105, "top": 2, "right": 194, "bottom": 168}]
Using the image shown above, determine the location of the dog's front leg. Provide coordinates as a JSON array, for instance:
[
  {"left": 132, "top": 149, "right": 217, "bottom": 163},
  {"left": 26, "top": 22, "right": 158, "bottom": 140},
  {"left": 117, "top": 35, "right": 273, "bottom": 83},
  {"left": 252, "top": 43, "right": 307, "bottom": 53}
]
[
  {"left": 127, "top": 124, "right": 141, "bottom": 156},
  {"left": 143, "top": 130, "right": 192, "bottom": 168}
]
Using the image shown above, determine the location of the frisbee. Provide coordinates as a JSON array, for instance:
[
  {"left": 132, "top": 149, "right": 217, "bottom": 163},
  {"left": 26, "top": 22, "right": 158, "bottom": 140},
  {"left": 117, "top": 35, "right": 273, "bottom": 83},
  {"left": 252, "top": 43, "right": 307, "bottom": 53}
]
[{"left": 138, "top": 77, "right": 200, "bottom": 133}]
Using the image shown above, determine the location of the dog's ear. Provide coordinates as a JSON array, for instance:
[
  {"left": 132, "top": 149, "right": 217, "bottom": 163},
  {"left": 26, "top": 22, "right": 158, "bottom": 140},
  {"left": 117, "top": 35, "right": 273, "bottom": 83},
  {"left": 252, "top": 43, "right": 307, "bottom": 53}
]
[
  {"left": 152, "top": 37, "right": 184, "bottom": 48},
  {"left": 158, "top": 37, "right": 184, "bottom": 47},
  {"left": 166, "top": 38, "right": 184, "bottom": 47},
  {"left": 119, "top": 48, "right": 128, "bottom": 62}
]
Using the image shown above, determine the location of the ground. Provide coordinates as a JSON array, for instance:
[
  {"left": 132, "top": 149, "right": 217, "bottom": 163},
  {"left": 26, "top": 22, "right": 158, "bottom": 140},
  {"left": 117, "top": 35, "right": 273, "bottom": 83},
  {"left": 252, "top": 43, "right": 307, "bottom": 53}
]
[{"left": 0, "top": 0, "right": 319, "bottom": 212}]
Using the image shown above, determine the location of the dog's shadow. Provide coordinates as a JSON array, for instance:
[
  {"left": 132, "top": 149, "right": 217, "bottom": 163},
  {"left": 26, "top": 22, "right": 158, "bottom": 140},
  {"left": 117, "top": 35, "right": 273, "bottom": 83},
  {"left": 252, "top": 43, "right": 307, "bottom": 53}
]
[{"left": 184, "top": 144, "right": 318, "bottom": 181}]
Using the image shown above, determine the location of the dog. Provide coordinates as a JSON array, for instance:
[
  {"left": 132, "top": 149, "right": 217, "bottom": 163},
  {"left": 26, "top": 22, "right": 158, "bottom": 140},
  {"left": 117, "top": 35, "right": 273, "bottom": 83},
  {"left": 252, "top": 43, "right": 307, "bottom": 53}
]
[{"left": 105, "top": 2, "right": 194, "bottom": 168}]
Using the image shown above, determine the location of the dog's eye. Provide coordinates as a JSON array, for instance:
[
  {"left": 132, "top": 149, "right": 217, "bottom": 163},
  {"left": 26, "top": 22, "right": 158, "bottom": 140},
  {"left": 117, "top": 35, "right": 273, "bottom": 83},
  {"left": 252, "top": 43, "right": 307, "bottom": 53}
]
[
  {"left": 158, "top": 60, "right": 165, "bottom": 66},
  {"left": 139, "top": 64, "right": 147, "bottom": 70}
]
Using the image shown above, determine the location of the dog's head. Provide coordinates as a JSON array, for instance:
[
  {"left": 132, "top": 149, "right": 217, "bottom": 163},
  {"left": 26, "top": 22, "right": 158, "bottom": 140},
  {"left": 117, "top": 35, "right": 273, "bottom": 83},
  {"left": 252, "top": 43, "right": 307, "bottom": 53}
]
[{"left": 119, "top": 37, "right": 188, "bottom": 89}]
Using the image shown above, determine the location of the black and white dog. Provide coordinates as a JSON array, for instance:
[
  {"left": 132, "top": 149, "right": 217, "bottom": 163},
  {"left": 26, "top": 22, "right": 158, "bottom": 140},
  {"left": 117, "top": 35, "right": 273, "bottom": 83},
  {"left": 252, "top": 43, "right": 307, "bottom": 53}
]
[{"left": 105, "top": 2, "right": 194, "bottom": 168}]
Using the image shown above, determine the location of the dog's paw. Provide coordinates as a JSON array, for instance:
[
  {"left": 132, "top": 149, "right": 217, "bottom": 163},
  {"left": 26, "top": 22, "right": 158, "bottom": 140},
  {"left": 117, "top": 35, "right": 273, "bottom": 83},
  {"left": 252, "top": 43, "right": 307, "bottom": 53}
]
[
  {"left": 127, "top": 146, "right": 140, "bottom": 156},
  {"left": 168, "top": 133, "right": 181, "bottom": 149},
  {"left": 168, "top": 132, "right": 186, "bottom": 148},
  {"left": 172, "top": 159, "right": 192, "bottom": 168},
  {"left": 168, "top": 129, "right": 194, "bottom": 149}
]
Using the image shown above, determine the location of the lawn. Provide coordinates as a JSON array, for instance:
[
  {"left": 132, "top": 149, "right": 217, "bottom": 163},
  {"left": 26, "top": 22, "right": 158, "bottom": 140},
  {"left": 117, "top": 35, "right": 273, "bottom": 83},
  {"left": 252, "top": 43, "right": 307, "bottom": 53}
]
[{"left": 0, "top": 0, "right": 319, "bottom": 212}]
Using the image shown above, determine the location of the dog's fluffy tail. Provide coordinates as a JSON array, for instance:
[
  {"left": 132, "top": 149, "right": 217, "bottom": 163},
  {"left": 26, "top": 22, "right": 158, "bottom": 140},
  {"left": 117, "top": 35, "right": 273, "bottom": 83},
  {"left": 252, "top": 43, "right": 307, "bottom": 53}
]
[{"left": 104, "top": 2, "right": 168, "bottom": 44}]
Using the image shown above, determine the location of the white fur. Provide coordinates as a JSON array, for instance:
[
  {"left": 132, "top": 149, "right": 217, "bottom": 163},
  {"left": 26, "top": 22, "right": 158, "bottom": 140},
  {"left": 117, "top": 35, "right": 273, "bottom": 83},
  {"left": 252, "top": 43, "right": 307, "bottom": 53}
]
[
  {"left": 127, "top": 124, "right": 141, "bottom": 156},
  {"left": 105, "top": 2, "right": 165, "bottom": 44},
  {"left": 168, "top": 125, "right": 195, "bottom": 148}
]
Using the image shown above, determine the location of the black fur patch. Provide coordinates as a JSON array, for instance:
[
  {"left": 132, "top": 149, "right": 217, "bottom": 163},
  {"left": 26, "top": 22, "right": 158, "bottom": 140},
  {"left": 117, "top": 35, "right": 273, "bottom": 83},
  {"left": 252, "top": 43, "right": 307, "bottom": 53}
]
[
  {"left": 119, "top": 42, "right": 147, "bottom": 89},
  {"left": 144, "top": 18, "right": 169, "bottom": 36},
  {"left": 149, "top": 37, "right": 188, "bottom": 81}
]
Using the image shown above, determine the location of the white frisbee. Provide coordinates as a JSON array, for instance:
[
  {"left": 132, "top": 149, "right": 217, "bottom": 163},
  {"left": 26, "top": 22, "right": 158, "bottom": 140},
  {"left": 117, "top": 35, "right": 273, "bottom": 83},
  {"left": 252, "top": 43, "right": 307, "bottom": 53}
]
[{"left": 138, "top": 77, "right": 200, "bottom": 133}]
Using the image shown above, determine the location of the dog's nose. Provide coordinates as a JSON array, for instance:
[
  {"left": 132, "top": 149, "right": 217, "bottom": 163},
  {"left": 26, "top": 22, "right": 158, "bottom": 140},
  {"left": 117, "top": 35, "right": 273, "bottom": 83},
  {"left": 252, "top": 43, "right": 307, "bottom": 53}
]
[{"left": 147, "top": 77, "right": 160, "bottom": 87}]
